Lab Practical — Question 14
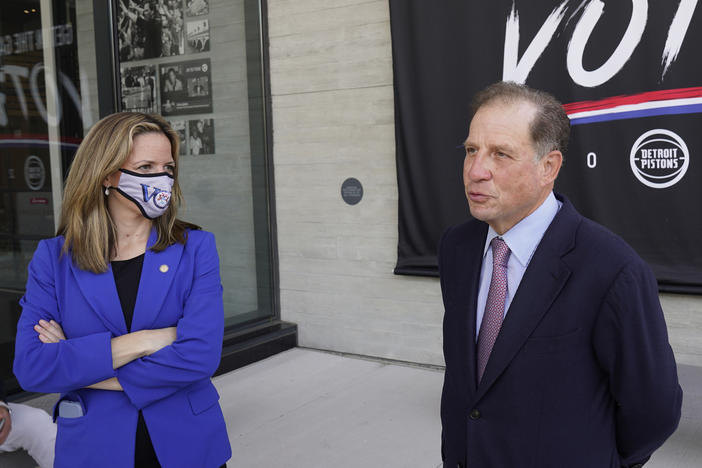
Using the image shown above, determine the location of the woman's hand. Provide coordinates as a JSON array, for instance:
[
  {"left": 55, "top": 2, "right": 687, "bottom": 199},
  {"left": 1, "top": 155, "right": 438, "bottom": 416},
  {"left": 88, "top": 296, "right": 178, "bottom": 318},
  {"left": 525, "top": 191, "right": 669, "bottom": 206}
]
[
  {"left": 34, "top": 319, "right": 66, "bottom": 343},
  {"left": 111, "top": 327, "right": 177, "bottom": 369},
  {"left": 143, "top": 327, "right": 177, "bottom": 355},
  {"left": 33, "top": 318, "right": 176, "bottom": 369},
  {"left": 86, "top": 377, "right": 124, "bottom": 391}
]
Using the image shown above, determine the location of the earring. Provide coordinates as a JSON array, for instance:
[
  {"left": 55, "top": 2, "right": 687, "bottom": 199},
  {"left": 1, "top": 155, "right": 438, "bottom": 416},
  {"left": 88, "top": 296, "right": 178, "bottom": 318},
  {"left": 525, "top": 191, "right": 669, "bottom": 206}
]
[{"left": 104, "top": 187, "right": 110, "bottom": 196}]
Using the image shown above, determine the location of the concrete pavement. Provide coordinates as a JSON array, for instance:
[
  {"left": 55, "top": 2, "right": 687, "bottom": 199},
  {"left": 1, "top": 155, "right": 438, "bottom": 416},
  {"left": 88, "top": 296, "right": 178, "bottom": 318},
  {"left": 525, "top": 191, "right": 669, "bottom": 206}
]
[
  {"left": 215, "top": 348, "right": 701, "bottom": 468},
  {"left": 2, "top": 347, "right": 700, "bottom": 467},
  {"left": 216, "top": 348, "right": 443, "bottom": 467}
]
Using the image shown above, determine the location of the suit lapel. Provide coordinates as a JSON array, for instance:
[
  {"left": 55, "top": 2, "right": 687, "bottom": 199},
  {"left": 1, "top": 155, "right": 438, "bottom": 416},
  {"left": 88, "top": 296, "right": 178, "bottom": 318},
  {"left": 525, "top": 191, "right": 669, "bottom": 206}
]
[
  {"left": 130, "top": 229, "right": 183, "bottom": 331},
  {"left": 460, "top": 224, "right": 487, "bottom": 395},
  {"left": 69, "top": 259, "right": 127, "bottom": 336},
  {"left": 444, "top": 222, "right": 487, "bottom": 397},
  {"left": 473, "top": 197, "right": 579, "bottom": 401}
]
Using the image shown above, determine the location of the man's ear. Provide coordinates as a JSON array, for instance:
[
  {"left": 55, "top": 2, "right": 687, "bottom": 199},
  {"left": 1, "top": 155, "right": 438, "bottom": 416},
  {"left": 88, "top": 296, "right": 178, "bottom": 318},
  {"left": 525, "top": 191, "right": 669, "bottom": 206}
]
[{"left": 540, "top": 150, "right": 563, "bottom": 185}]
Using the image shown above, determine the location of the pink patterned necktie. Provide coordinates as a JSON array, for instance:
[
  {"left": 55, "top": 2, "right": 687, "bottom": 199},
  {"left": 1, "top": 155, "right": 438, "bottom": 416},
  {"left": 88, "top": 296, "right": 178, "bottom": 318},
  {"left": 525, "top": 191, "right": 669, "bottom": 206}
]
[{"left": 477, "top": 237, "right": 511, "bottom": 382}]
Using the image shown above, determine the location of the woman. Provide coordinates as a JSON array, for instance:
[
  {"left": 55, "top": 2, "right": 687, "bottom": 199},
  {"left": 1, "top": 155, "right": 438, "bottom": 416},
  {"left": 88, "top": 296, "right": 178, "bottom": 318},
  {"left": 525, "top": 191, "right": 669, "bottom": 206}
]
[{"left": 13, "top": 112, "right": 231, "bottom": 468}]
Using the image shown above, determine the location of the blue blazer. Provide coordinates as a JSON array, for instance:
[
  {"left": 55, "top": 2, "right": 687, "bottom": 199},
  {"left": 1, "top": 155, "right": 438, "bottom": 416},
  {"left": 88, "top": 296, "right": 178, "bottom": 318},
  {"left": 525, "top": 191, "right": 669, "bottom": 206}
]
[
  {"left": 13, "top": 229, "right": 232, "bottom": 468},
  {"left": 438, "top": 194, "right": 682, "bottom": 468}
]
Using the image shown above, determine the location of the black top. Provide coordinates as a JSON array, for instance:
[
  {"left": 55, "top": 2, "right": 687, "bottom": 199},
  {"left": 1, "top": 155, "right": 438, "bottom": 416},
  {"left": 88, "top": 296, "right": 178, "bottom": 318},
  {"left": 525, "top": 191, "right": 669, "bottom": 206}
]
[
  {"left": 112, "top": 254, "right": 144, "bottom": 333},
  {"left": 112, "top": 253, "right": 161, "bottom": 468}
]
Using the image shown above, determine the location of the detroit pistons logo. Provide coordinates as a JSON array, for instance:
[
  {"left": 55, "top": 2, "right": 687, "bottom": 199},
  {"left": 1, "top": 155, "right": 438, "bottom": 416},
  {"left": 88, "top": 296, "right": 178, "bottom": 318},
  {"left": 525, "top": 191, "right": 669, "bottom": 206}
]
[
  {"left": 141, "top": 184, "right": 172, "bottom": 208},
  {"left": 630, "top": 129, "right": 689, "bottom": 189}
]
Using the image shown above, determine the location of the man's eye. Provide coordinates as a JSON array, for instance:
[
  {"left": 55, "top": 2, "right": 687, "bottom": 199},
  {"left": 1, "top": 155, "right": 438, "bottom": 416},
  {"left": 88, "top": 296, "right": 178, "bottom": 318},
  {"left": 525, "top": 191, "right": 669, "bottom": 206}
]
[{"left": 465, "top": 147, "right": 477, "bottom": 156}]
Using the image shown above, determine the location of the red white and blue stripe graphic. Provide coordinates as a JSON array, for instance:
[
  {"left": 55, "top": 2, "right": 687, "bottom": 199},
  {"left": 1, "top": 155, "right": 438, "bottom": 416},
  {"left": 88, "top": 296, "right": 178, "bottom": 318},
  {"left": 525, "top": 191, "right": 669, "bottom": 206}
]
[{"left": 564, "top": 87, "right": 702, "bottom": 126}]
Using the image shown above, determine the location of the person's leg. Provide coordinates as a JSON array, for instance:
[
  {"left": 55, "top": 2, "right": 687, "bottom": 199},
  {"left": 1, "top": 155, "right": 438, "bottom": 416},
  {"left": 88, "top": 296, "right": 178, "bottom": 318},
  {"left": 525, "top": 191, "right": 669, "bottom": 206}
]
[{"left": 4, "top": 403, "right": 56, "bottom": 468}]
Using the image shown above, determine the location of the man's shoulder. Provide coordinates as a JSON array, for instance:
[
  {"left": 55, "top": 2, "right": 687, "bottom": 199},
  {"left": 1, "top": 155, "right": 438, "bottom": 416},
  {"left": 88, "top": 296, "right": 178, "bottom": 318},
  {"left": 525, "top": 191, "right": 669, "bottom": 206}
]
[
  {"left": 577, "top": 216, "right": 640, "bottom": 259},
  {"left": 564, "top": 209, "right": 650, "bottom": 278}
]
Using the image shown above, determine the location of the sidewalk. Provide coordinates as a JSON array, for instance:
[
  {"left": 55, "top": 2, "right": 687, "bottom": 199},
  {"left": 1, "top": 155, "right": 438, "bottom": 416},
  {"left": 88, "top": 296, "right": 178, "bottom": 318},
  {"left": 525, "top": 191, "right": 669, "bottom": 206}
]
[
  {"left": 1, "top": 347, "right": 700, "bottom": 467},
  {"left": 217, "top": 348, "right": 701, "bottom": 468},
  {"left": 215, "top": 348, "right": 443, "bottom": 468}
]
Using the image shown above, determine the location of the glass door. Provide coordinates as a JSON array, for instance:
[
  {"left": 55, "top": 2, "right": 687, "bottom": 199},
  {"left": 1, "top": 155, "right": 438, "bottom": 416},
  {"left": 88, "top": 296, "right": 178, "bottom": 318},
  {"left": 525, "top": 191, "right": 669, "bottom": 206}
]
[{"left": 0, "top": 0, "right": 98, "bottom": 392}]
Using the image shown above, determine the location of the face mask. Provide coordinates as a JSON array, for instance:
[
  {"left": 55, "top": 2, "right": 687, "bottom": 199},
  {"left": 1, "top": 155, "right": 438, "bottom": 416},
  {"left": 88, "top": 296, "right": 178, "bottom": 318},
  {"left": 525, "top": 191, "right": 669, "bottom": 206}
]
[{"left": 112, "top": 169, "right": 174, "bottom": 219}]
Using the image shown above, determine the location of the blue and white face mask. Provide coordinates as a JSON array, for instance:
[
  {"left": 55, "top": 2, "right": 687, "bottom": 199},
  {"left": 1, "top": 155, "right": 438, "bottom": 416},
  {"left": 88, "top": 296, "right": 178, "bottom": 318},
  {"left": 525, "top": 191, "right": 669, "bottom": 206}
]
[{"left": 112, "top": 169, "right": 174, "bottom": 219}]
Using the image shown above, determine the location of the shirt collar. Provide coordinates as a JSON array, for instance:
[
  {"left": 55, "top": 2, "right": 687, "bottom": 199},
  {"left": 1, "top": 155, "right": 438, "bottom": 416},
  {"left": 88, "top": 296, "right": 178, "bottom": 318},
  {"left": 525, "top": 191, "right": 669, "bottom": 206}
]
[{"left": 482, "top": 192, "right": 561, "bottom": 268}]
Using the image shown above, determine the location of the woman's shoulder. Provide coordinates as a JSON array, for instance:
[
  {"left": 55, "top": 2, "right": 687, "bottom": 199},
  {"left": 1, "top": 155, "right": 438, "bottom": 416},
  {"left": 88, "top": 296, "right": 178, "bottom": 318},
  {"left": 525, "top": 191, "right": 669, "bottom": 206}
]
[
  {"left": 36, "top": 235, "right": 67, "bottom": 255},
  {"left": 179, "top": 229, "right": 217, "bottom": 260},
  {"left": 183, "top": 227, "right": 215, "bottom": 247},
  {"left": 29, "top": 235, "right": 69, "bottom": 270}
]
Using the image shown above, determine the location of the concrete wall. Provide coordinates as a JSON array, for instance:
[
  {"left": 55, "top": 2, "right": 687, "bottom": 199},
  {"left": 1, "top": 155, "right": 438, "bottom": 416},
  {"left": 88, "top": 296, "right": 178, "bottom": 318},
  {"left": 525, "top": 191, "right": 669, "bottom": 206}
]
[
  {"left": 268, "top": 0, "right": 702, "bottom": 367},
  {"left": 661, "top": 295, "right": 702, "bottom": 367},
  {"left": 268, "top": 0, "right": 443, "bottom": 366}
]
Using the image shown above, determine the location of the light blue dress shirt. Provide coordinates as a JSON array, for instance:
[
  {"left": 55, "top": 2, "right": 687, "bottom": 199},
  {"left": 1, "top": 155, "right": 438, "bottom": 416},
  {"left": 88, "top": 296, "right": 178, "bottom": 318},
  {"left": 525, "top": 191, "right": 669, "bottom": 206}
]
[{"left": 475, "top": 192, "right": 562, "bottom": 340}]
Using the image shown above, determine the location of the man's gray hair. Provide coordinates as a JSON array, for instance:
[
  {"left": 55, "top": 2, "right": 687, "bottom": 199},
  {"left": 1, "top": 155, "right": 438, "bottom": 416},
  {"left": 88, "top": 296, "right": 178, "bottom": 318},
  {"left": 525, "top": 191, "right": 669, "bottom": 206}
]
[{"left": 470, "top": 81, "right": 570, "bottom": 160}]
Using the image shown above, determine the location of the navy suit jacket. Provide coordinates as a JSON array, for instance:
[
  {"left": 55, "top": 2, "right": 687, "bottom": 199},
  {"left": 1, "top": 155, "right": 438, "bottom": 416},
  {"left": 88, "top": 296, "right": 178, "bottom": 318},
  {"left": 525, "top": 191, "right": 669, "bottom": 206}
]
[
  {"left": 438, "top": 194, "right": 682, "bottom": 468},
  {"left": 13, "top": 229, "right": 231, "bottom": 468}
]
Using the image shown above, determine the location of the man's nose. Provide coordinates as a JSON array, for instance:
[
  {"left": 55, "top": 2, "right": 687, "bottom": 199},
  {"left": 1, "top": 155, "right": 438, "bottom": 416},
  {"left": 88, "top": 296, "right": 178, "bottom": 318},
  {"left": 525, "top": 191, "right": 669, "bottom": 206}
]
[{"left": 465, "top": 153, "right": 491, "bottom": 182}]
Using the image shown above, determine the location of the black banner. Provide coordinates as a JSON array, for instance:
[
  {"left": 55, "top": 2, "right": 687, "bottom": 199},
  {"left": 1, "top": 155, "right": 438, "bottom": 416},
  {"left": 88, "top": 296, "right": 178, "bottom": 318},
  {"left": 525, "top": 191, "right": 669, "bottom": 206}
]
[{"left": 391, "top": 0, "right": 702, "bottom": 292}]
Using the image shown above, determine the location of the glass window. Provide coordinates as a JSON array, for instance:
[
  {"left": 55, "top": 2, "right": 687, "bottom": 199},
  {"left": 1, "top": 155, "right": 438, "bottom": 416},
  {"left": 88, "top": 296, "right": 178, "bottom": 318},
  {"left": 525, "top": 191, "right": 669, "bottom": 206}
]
[
  {"left": 0, "top": 0, "right": 276, "bottom": 392},
  {"left": 1, "top": 0, "right": 95, "bottom": 391},
  {"left": 115, "top": 0, "right": 275, "bottom": 329}
]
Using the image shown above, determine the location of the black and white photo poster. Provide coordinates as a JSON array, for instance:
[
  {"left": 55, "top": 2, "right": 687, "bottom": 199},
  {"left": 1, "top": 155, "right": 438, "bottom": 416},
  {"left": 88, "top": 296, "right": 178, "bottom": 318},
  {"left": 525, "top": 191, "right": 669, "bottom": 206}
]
[
  {"left": 186, "top": 19, "right": 210, "bottom": 53},
  {"left": 120, "top": 64, "right": 158, "bottom": 113},
  {"left": 186, "top": 0, "right": 209, "bottom": 17},
  {"left": 118, "top": 0, "right": 184, "bottom": 61},
  {"left": 168, "top": 120, "right": 188, "bottom": 155},
  {"left": 188, "top": 119, "right": 215, "bottom": 155},
  {"left": 159, "top": 58, "right": 212, "bottom": 116},
  {"left": 390, "top": 0, "right": 702, "bottom": 291}
]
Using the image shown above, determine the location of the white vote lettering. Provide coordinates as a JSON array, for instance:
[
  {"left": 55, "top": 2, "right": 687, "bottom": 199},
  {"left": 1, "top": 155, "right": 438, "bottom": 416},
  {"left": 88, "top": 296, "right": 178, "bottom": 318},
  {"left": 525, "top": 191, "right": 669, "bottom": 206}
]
[{"left": 503, "top": 0, "right": 699, "bottom": 86}]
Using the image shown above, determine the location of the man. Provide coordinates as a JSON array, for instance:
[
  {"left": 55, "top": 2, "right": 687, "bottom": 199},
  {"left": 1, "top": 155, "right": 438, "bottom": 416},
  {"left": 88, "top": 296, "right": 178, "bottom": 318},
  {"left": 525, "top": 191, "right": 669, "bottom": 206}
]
[
  {"left": 0, "top": 379, "right": 56, "bottom": 468},
  {"left": 439, "top": 82, "right": 682, "bottom": 468}
]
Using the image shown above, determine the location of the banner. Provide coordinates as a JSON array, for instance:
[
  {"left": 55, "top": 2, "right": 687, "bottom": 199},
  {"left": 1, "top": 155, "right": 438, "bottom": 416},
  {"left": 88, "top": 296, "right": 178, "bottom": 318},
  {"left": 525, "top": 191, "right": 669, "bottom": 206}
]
[{"left": 390, "top": 0, "right": 702, "bottom": 292}]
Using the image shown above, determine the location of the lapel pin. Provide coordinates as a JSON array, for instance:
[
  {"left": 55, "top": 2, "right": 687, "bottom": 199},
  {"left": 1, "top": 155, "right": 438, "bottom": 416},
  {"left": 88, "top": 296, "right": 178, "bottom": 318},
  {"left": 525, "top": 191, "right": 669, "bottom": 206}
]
[{"left": 159, "top": 264, "right": 169, "bottom": 273}]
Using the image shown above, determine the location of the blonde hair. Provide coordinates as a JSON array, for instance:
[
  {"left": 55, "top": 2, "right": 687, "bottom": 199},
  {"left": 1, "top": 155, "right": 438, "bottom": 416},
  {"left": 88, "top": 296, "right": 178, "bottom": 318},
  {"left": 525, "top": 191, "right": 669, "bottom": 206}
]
[{"left": 57, "top": 112, "right": 199, "bottom": 273}]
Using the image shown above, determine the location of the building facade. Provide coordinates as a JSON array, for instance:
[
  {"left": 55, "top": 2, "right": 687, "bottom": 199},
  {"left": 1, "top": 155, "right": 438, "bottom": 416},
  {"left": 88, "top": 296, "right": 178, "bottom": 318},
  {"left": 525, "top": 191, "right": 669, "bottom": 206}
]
[
  {"left": 267, "top": 0, "right": 702, "bottom": 368},
  {"left": 2, "top": 0, "right": 701, "bottom": 398}
]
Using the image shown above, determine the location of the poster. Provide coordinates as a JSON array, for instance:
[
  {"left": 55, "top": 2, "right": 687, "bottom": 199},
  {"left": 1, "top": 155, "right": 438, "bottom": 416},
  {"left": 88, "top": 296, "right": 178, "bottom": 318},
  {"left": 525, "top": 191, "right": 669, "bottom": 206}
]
[
  {"left": 186, "top": 19, "right": 210, "bottom": 53},
  {"left": 159, "top": 58, "right": 212, "bottom": 116},
  {"left": 186, "top": 0, "right": 209, "bottom": 17},
  {"left": 390, "top": 1, "right": 702, "bottom": 291},
  {"left": 120, "top": 64, "right": 158, "bottom": 113},
  {"left": 118, "top": 0, "right": 184, "bottom": 61},
  {"left": 168, "top": 120, "right": 188, "bottom": 155},
  {"left": 188, "top": 119, "right": 215, "bottom": 155}
]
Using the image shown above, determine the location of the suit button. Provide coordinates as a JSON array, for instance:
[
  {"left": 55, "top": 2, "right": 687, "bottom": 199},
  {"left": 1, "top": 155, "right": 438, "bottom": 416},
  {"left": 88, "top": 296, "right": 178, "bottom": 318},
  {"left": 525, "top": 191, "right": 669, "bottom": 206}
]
[{"left": 469, "top": 409, "right": 481, "bottom": 420}]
